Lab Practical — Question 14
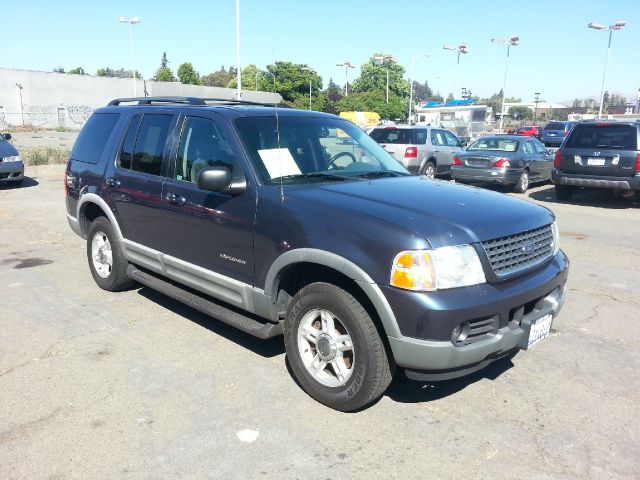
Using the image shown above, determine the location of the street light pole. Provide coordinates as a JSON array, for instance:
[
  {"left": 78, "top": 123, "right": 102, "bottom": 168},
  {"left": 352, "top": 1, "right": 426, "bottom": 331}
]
[
  {"left": 235, "top": 0, "right": 242, "bottom": 100},
  {"left": 492, "top": 35, "right": 519, "bottom": 133},
  {"left": 336, "top": 61, "right": 355, "bottom": 96},
  {"left": 443, "top": 44, "right": 469, "bottom": 99},
  {"left": 301, "top": 67, "right": 316, "bottom": 110},
  {"left": 374, "top": 55, "right": 395, "bottom": 104},
  {"left": 15, "top": 83, "right": 24, "bottom": 127},
  {"left": 534, "top": 92, "right": 541, "bottom": 122},
  {"left": 589, "top": 20, "right": 626, "bottom": 118},
  {"left": 119, "top": 16, "right": 141, "bottom": 97},
  {"left": 409, "top": 53, "right": 430, "bottom": 122}
]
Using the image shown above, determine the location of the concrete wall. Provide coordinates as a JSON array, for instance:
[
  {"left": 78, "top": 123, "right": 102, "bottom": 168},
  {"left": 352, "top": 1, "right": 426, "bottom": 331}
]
[{"left": 0, "top": 68, "right": 282, "bottom": 129}]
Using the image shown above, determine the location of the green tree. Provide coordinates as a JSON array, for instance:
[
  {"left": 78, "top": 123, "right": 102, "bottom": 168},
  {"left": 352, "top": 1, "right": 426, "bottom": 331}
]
[
  {"left": 97, "top": 67, "right": 142, "bottom": 79},
  {"left": 572, "top": 98, "right": 583, "bottom": 108},
  {"left": 177, "top": 62, "right": 201, "bottom": 85},
  {"left": 68, "top": 67, "right": 85, "bottom": 75},
  {"left": 202, "top": 65, "right": 236, "bottom": 87},
  {"left": 265, "top": 62, "right": 322, "bottom": 103},
  {"left": 321, "top": 78, "right": 344, "bottom": 114},
  {"left": 153, "top": 52, "right": 177, "bottom": 82},
  {"left": 350, "top": 54, "right": 410, "bottom": 99},
  {"left": 227, "top": 64, "right": 262, "bottom": 90},
  {"left": 411, "top": 80, "right": 433, "bottom": 103},
  {"left": 446, "top": 92, "right": 454, "bottom": 103},
  {"left": 509, "top": 106, "right": 534, "bottom": 121},
  {"left": 53, "top": 66, "right": 65, "bottom": 73},
  {"left": 336, "top": 90, "right": 408, "bottom": 121}
]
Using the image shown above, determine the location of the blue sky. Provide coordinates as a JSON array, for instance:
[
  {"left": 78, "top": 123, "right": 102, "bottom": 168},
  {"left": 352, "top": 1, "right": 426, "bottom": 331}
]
[{"left": 5, "top": 0, "right": 639, "bottom": 104}]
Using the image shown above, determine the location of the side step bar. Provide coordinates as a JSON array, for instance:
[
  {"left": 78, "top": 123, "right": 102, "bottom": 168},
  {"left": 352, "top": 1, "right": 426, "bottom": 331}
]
[{"left": 126, "top": 266, "right": 283, "bottom": 339}]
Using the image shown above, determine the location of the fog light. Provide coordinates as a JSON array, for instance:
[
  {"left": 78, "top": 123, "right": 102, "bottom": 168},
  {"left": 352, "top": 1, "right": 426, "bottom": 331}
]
[{"left": 451, "top": 322, "right": 470, "bottom": 345}]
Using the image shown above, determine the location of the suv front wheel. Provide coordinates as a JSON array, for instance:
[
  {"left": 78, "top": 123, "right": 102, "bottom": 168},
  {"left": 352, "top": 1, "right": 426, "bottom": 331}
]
[
  {"left": 87, "top": 217, "right": 134, "bottom": 291},
  {"left": 284, "top": 282, "right": 393, "bottom": 411}
]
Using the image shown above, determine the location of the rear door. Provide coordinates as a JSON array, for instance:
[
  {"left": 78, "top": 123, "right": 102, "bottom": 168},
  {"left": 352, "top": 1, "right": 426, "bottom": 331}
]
[
  {"left": 430, "top": 129, "right": 452, "bottom": 168},
  {"left": 560, "top": 124, "right": 638, "bottom": 177},
  {"left": 523, "top": 140, "right": 543, "bottom": 180},
  {"left": 111, "top": 111, "right": 177, "bottom": 252}
]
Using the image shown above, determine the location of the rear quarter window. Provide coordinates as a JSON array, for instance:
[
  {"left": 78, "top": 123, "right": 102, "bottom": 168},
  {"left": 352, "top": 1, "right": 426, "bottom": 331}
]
[
  {"left": 565, "top": 125, "right": 638, "bottom": 151},
  {"left": 71, "top": 113, "right": 120, "bottom": 164}
]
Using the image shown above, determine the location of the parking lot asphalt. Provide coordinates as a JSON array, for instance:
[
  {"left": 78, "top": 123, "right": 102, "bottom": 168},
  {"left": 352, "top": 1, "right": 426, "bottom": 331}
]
[{"left": 1, "top": 164, "right": 639, "bottom": 480}]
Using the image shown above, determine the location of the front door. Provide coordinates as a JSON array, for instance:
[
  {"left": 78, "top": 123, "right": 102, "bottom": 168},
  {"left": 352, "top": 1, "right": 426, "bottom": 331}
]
[{"left": 160, "top": 114, "right": 256, "bottom": 286}]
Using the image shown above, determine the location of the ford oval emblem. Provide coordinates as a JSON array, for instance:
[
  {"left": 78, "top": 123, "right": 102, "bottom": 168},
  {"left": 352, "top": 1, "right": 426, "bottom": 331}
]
[{"left": 521, "top": 243, "right": 535, "bottom": 254}]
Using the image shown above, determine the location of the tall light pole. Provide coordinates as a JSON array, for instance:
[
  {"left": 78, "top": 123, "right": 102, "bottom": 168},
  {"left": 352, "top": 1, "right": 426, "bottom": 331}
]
[
  {"left": 15, "top": 83, "right": 24, "bottom": 127},
  {"left": 336, "top": 61, "right": 355, "bottom": 95},
  {"left": 374, "top": 54, "right": 395, "bottom": 103},
  {"left": 301, "top": 67, "right": 316, "bottom": 110},
  {"left": 491, "top": 35, "right": 519, "bottom": 133},
  {"left": 118, "top": 16, "right": 141, "bottom": 97},
  {"left": 443, "top": 43, "right": 469, "bottom": 99},
  {"left": 534, "top": 92, "right": 541, "bottom": 122},
  {"left": 588, "top": 20, "right": 626, "bottom": 118},
  {"left": 235, "top": 0, "right": 242, "bottom": 99},
  {"left": 409, "top": 53, "right": 430, "bottom": 122}
]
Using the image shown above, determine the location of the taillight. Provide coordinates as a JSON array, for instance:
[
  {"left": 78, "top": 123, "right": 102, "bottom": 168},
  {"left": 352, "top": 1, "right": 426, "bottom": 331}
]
[
  {"left": 493, "top": 158, "right": 511, "bottom": 168},
  {"left": 453, "top": 156, "right": 462, "bottom": 165},
  {"left": 64, "top": 171, "right": 68, "bottom": 195},
  {"left": 563, "top": 130, "right": 568, "bottom": 136},
  {"left": 554, "top": 149, "right": 562, "bottom": 168},
  {"left": 404, "top": 147, "right": 418, "bottom": 158},
  {"left": 636, "top": 152, "right": 640, "bottom": 172}
]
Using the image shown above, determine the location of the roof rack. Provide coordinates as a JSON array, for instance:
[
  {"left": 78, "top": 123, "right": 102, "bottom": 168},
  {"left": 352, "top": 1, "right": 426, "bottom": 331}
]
[{"left": 107, "top": 96, "right": 290, "bottom": 108}]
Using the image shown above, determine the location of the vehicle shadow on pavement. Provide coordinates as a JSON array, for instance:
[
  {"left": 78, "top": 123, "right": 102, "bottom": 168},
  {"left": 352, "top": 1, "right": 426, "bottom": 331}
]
[
  {"left": 385, "top": 353, "right": 517, "bottom": 405},
  {"left": 136, "top": 286, "right": 286, "bottom": 358},
  {"left": 0, "top": 176, "right": 39, "bottom": 189},
  {"left": 528, "top": 186, "right": 639, "bottom": 209}
]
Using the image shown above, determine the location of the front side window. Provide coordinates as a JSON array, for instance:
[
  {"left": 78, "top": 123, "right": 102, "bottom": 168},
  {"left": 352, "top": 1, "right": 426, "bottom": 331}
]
[
  {"left": 235, "top": 115, "right": 407, "bottom": 184},
  {"left": 430, "top": 130, "right": 447, "bottom": 146},
  {"left": 174, "top": 117, "right": 236, "bottom": 183},
  {"left": 444, "top": 131, "right": 460, "bottom": 147},
  {"left": 468, "top": 138, "right": 520, "bottom": 152},
  {"left": 119, "top": 113, "right": 172, "bottom": 176}
]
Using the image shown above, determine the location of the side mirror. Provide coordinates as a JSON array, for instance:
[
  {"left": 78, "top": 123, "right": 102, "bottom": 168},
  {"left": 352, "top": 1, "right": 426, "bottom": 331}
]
[
  {"left": 1, "top": 133, "right": 11, "bottom": 141},
  {"left": 197, "top": 166, "right": 247, "bottom": 195}
]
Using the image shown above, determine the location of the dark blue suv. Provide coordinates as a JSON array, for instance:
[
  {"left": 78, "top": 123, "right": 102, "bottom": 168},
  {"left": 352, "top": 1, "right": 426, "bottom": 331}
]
[{"left": 65, "top": 97, "right": 569, "bottom": 411}]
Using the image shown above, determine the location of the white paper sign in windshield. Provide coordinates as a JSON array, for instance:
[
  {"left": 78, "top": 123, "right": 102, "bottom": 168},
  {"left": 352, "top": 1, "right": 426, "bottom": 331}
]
[{"left": 258, "top": 148, "right": 301, "bottom": 179}]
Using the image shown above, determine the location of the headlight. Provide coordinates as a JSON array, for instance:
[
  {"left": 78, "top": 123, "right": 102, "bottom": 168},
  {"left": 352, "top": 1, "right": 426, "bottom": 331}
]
[
  {"left": 2, "top": 155, "right": 21, "bottom": 163},
  {"left": 390, "top": 245, "right": 486, "bottom": 291},
  {"left": 551, "top": 221, "right": 560, "bottom": 255}
]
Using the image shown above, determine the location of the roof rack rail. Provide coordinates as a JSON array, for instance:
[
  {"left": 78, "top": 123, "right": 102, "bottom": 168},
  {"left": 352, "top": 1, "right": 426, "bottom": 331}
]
[{"left": 107, "top": 96, "right": 290, "bottom": 108}]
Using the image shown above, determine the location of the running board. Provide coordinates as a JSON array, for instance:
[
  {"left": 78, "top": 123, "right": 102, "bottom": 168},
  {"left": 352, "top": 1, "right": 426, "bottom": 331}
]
[{"left": 126, "top": 266, "right": 283, "bottom": 339}]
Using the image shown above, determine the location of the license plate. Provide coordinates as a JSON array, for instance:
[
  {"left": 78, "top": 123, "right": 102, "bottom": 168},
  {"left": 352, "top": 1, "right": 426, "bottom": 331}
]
[
  {"left": 587, "top": 158, "right": 605, "bottom": 166},
  {"left": 528, "top": 313, "right": 553, "bottom": 348}
]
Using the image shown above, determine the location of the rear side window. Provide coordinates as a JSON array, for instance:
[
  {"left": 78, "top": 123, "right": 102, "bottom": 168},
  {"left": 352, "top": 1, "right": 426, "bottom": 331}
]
[
  {"left": 71, "top": 113, "right": 120, "bottom": 164},
  {"left": 370, "top": 128, "right": 412, "bottom": 144},
  {"left": 119, "top": 114, "right": 173, "bottom": 175},
  {"left": 413, "top": 129, "right": 427, "bottom": 144},
  {"left": 565, "top": 125, "right": 638, "bottom": 151},
  {"left": 544, "top": 122, "right": 565, "bottom": 131}
]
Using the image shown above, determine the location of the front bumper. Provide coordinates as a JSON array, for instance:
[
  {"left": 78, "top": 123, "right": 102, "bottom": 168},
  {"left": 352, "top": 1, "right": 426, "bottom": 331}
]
[
  {"left": 0, "top": 160, "right": 25, "bottom": 183},
  {"left": 552, "top": 169, "right": 640, "bottom": 191},
  {"left": 451, "top": 165, "right": 521, "bottom": 185},
  {"left": 384, "top": 250, "right": 569, "bottom": 380}
]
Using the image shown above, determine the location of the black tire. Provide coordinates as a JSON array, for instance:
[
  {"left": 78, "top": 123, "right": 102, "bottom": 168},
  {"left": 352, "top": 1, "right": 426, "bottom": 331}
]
[
  {"left": 513, "top": 169, "right": 529, "bottom": 193},
  {"left": 421, "top": 161, "right": 436, "bottom": 179},
  {"left": 554, "top": 184, "right": 574, "bottom": 201},
  {"left": 284, "top": 282, "right": 393, "bottom": 412},
  {"left": 11, "top": 179, "right": 23, "bottom": 186},
  {"left": 86, "top": 216, "right": 134, "bottom": 291}
]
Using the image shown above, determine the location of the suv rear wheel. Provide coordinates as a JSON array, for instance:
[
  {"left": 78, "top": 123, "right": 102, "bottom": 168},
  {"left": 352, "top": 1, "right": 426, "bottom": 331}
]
[
  {"left": 87, "top": 217, "right": 134, "bottom": 291},
  {"left": 554, "top": 185, "right": 574, "bottom": 201},
  {"left": 421, "top": 161, "right": 436, "bottom": 179},
  {"left": 284, "top": 282, "right": 393, "bottom": 412}
]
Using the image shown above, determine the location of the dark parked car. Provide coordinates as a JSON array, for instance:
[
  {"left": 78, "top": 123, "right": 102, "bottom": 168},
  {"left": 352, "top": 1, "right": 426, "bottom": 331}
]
[
  {"left": 0, "top": 133, "right": 24, "bottom": 185},
  {"left": 451, "top": 135, "right": 554, "bottom": 192},
  {"left": 552, "top": 120, "right": 640, "bottom": 200},
  {"left": 65, "top": 96, "right": 568, "bottom": 411},
  {"left": 540, "top": 121, "right": 577, "bottom": 150}
]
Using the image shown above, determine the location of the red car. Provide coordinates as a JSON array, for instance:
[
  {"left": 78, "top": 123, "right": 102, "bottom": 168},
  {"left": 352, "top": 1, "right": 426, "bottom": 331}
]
[{"left": 515, "top": 125, "right": 540, "bottom": 137}]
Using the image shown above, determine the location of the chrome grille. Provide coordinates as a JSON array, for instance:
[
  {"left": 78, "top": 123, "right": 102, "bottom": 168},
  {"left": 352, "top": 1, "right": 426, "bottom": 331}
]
[{"left": 482, "top": 224, "right": 554, "bottom": 276}]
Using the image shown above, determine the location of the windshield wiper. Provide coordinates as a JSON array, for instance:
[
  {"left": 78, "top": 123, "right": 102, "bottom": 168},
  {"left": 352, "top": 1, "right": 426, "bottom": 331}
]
[
  {"left": 353, "top": 170, "right": 410, "bottom": 178},
  {"left": 273, "top": 172, "right": 349, "bottom": 181}
]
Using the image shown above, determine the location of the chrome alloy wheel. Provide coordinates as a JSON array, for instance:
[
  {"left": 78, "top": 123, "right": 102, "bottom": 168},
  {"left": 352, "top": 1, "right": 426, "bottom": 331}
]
[
  {"left": 91, "top": 231, "right": 113, "bottom": 279},
  {"left": 297, "top": 309, "right": 355, "bottom": 387}
]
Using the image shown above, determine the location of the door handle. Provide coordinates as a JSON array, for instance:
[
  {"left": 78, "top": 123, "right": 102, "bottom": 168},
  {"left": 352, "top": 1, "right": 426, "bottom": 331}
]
[
  {"left": 105, "top": 178, "right": 121, "bottom": 188},
  {"left": 164, "top": 192, "right": 186, "bottom": 206}
]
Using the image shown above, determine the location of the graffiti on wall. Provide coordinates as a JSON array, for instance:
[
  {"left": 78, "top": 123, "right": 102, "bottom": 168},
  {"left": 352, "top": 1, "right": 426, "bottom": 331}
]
[{"left": 66, "top": 105, "right": 95, "bottom": 125}]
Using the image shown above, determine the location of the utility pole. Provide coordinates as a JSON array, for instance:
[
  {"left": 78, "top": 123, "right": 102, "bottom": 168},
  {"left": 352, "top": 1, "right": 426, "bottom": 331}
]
[
  {"left": 534, "top": 92, "right": 541, "bottom": 122},
  {"left": 16, "top": 83, "right": 24, "bottom": 127}
]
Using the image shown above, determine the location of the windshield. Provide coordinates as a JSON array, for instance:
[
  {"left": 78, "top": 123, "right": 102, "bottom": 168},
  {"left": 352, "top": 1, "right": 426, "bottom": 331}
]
[
  {"left": 467, "top": 137, "right": 520, "bottom": 152},
  {"left": 235, "top": 115, "right": 408, "bottom": 184}
]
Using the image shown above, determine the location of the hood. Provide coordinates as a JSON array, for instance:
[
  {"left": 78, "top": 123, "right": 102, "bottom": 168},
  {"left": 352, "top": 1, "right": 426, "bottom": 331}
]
[
  {"left": 285, "top": 177, "right": 553, "bottom": 248},
  {"left": 0, "top": 140, "right": 19, "bottom": 159}
]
